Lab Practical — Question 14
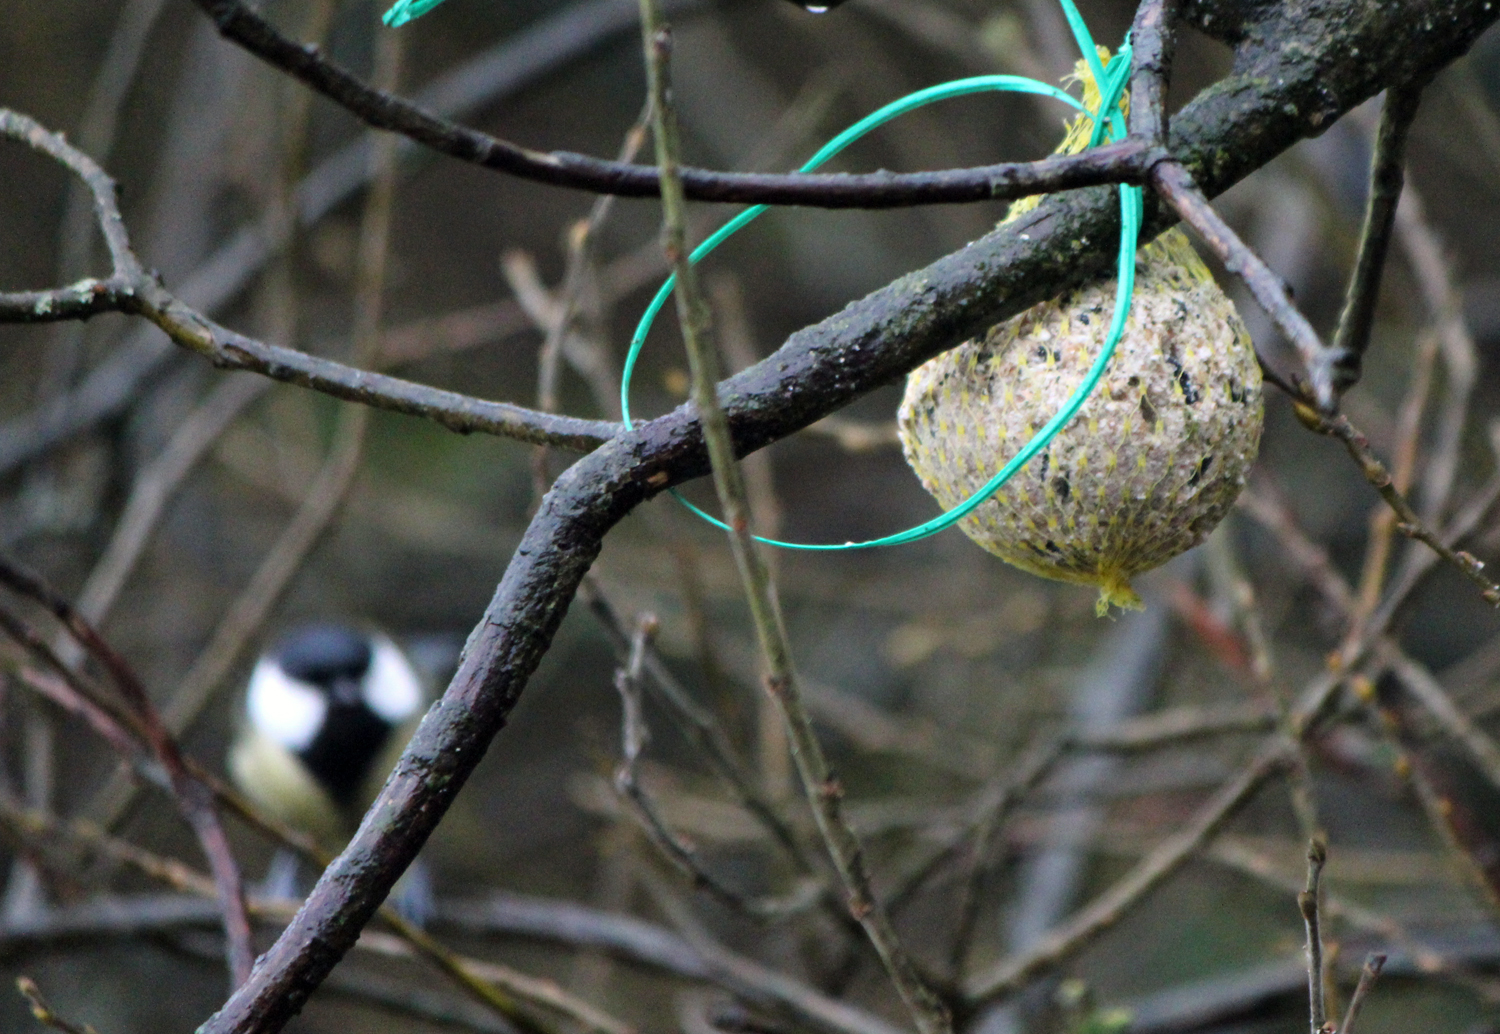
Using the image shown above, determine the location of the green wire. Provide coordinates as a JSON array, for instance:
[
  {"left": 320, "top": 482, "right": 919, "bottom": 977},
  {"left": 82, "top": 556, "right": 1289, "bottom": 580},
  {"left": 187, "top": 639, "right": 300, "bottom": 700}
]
[
  {"left": 624, "top": 49, "right": 1141, "bottom": 551},
  {"left": 383, "top": 0, "right": 445, "bottom": 27},
  {"left": 382, "top": 0, "right": 1143, "bottom": 554}
]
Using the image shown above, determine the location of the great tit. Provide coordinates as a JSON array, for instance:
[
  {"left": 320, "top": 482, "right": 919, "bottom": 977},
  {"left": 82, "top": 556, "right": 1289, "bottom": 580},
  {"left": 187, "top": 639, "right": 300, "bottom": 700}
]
[{"left": 230, "top": 623, "right": 430, "bottom": 911}]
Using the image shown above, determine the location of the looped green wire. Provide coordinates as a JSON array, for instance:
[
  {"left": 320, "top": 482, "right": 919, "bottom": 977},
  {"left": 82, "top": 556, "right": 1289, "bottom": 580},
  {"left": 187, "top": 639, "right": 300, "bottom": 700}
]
[
  {"left": 381, "top": 0, "right": 1143, "bottom": 553},
  {"left": 624, "top": 38, "right": 1141, "bottom": 550}
]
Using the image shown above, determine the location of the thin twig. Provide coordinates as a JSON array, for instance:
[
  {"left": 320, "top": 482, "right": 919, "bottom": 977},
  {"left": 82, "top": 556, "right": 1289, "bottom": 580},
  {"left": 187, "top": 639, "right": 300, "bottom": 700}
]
[
  {"left": 1238, "top": 482, "right": 1357, "bottom": 615},
  {"left": 1235, "top": 446, "right": 1500, "bottom": 928},
  {"left": 508, "top": 72, "right": 850, "bottom": 488},
  {"left": 1149, "top": 158, "right": 1348, "bottom": 408},
  {"left": 803, "top": 415, "right": 900, "bottom": 452},
  {"left": 83, "top": 390, "right": 369, "bottom": 826},
  {"left": 0, "top": 790, "right": 218, "bottom": 900},
  {"left": 376, "top": 911, "right": 624, "bottom": 1034},
  {"left": 707, "top": 273, "right": 793, "bottom": 802},
  {"left": 1351, "top": 331, "right": 1438, "bottom": 632},
  {"left": 1206, "top": 531, "right": 1322, "bottom": 841},
  {"left": 636, "top": 3, "right": 948, "bottom": 1031},
  {"left": 590, "top": 573, "right": 861, "bottom": 933},
  {"left": 1392, "top": 184, "right": 1476, "bottom": 522},
  {"left": 0, "top": 792, "right": 620, "bottom": 1034},
  {"left": 1382, "top": 644, "right": 1500, "bottom": 795},
  {"left": 41, "top": 0, "right": 169, "bottom": 395},
  {"left": 315, "top": 967, "right": 513, "bottom": 1034},
  {"left": 3, "top": 886, "right": 686, "bottom": 989},
  {"left": 16, "top": 978, "right": 98, "bottom": 1034},
  {"left": 442, "top": 890, "right": 708, "bottom": 981},
  {"left": 537, "top": 105, "right": 648, "bottom": 422},
  {"left": 6, "top": 664, "right": 582, "bottom": 1034},
  {"left": 518, "top": 100, "right": 650, "bottom": 512},
  {"left": 1242, "top": 437, "right": 1500, "bottom": 927},
  {"left": 612, "top": 615, "right": 816, "bottom": 918},
  {"left": 4, "top": 896, "right": 585, "bottom": 1034},
  {"left": 882, "top": 737, "right": 1065, "bottom": 918},
  {"left": 4, "top": 659, "right": 172, "bottom": 801},
  {"left": 1368, "top": 690, "right": 1500, "bottom": 914},
  {"left": 946, "top": 735, "right": 1066, "bottom": 979},
  {"left": 144, "top": 294, "right": 617, "bottom": 448},
  {"left": 1331, "top": 83, "right": 1424, "bottom": 383},
  {"left": 0, "top": 559, "right": 254, "bottom": 987},
  {"left": 0, "top": 894, "right": 294, "bottom": 945},
  {"left": 10, "top": 349, "right": 569, "bottom": 1034},
  {"left": 5, "top": 628, "right": 590, "bottom": 1034},
  {"left": 1300, "top": 838, "right": 1328, "bottom": 1034},
  {"left": 880, "top": 733, "right": 1065, "bottom": 922},
  {"left": 69, "top": 376, "right": 268, "bottom": 634},
  {"left": 1241, "top": 466, "right": 1500, "bottom": 658},
  {"left": 1241, "top": 389, "right": 1496, "bottom": 701},
  {"left": 1206, "top": 839, "right": 1498, "bottom": 997},
  {"left": 580, "top": 582, "right": 822, "bottom": 885},
  {"left": 0, "top": 107, "right": 618, "bottom": 452},
  {"left": 1066, "top": 703, "right": 1277, "bottom": 753},
  {"left": 1296, "top": 409, "right": 1500, "bottom": 607},
  {"left": 801, "top": 676, "right": 991, "bottom": 777},
  {"left": 186, "top": 0, "right": 1152, "bottom": 208},
  {"left": 1337, "top": 954, "right": 1386, "bottom": 1034},
  {"left": 857, "top": 0, "right": 1039, "bottom": 78},
  {"left": 249, "top": 0, "right": 339, "bottom": 397},
  {"left": 1367, "top": 459, "right": 1500, "bottom": 639},
  {"left": 964, "top": 740, "right": 1291, "bottom": 1005},
  {"left": 640, "top": 872, "right": 910, "bottom": 1034}
]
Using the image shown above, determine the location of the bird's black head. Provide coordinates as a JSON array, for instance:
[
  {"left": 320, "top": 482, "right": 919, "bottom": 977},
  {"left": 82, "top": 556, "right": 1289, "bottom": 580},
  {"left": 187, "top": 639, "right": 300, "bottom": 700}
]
[
  {"left": 248, "top": 624, "right": 423, "bottom": 809},
  {"left": 275, "top": 624, "right": 373, "bottom": 694}
]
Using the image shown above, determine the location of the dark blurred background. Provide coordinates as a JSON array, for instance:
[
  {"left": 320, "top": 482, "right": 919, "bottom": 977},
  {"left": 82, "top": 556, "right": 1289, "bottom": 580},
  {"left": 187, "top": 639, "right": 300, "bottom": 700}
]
[{"left": 4, "top": 1, "right": 1500, "bottom": 1032}]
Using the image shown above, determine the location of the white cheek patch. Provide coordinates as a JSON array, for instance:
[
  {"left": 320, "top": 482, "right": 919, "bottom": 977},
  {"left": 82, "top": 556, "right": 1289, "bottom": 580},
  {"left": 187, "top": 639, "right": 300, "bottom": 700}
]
[
  {"left": 247, "top": 658, "right": 328, "bottom": 751},
  {"left": 365, "top": 637, "right": 423, "bottom": 723}
]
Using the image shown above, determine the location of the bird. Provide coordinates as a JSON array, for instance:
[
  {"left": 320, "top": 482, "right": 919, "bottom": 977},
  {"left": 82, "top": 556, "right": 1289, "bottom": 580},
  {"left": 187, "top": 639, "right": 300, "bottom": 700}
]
[{"left": 229, "top": 623, "right": 431, "bottom": 917}]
